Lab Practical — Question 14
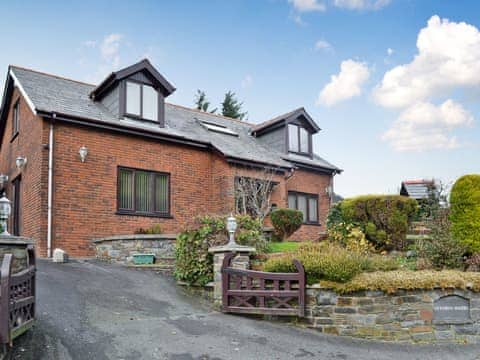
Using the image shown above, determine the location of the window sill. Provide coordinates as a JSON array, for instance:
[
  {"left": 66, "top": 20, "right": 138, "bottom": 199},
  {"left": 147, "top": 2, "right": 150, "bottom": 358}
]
[
  {"left": 302, "top": 222, "right": 321, "bottom": 227},
  {"left": 288, "top": 150, "right": 312, "bottom": 157},
  {"left": 10, "top": 132, "right": 19, "bottom": 143},
  {"left": 115, "top": 211, "right": 173, "bottom": 219},
  {"left": 123, "top": 113, "right": 158, "bottom": 124}
]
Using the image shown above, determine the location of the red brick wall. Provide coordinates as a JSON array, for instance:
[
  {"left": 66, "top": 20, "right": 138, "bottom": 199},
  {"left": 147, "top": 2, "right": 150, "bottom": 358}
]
[
  {"left": 0, "top": 88, "right": 49, "bottom": 255},
  {"left": 51, "top": 122, "right": 215, "bottom": 256},
  {"left": 285, "top": 169, "right": 333, "bottom": 241}
]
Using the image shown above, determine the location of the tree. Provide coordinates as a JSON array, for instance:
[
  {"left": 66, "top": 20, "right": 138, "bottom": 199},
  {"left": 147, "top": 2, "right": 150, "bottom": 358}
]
[
  {"left": 221, "top": 91, "right": 247, "bottom": 120},
  {"left": 234, "top": 169, "right": 276, "bottom": 222},
  {"left": 194, "top": 90, "right": 217, "bottom": 113}
]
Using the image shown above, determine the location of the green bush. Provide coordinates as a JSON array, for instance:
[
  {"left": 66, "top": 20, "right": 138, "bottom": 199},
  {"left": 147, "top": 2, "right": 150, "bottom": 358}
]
[
  {"left": 174, "top": 215, "right": 267, "bottom": 285},
  {"left": 327, "top": 195, "right": 418, "bottom": 251},
  {"left": 270, "top": 208, "right": 303, "bottom": 241},
  {"left": 450, "top": 174, "right": 480, "bottom": 252},
  {"left": 135, "top": 224, "right": 163, "bottom": 235},
  {"left": 263, "top": 242, "right": 399, "bottom": 284},
  {"left": 415, "top": 209, "right": 466, "bottom": 270}
]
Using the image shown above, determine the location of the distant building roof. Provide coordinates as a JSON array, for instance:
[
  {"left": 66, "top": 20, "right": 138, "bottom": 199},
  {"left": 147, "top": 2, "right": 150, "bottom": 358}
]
[{"left": 400, "top": 180, "right": 436, "bottom": 200}]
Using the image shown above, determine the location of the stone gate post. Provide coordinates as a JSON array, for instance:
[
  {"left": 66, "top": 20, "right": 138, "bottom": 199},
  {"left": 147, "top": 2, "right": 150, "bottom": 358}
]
[{"left": 208, "top": 244, "right": 256, "bottom": 305}]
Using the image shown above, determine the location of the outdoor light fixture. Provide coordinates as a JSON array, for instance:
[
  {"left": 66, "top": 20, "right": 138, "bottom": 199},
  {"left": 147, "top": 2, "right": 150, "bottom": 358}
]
[
  {"left": 15, "top": 156, "right": 27, "bottom": 170},
  {"left": 79, "top": 146, "right": 88, "bottom": 163},
  {"left": 0, "top": 195, "right": 12, "bottom": 235},
  {"left": 325, "top": 185, "right": 333, "bottom": 197},
  {"left": 0, "top": 174, "right": 8, "bottom": 188},
  {"left": 226, "top": 214, "right": 238, "bottom": 246}
]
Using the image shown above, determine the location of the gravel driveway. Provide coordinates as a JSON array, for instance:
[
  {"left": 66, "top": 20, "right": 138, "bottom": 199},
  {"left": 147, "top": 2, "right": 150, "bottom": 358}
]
[{"left": 7, "top": 259, "right": 480, "bottom": 360}]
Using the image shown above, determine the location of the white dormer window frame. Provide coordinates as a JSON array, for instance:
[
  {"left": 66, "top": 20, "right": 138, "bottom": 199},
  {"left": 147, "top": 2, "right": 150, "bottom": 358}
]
[
  {"left": 287, "top": 123, "right": 311, "bottom": 156},
  {"left": 125, "top": 80, "right": 159, "bottom": 122}
]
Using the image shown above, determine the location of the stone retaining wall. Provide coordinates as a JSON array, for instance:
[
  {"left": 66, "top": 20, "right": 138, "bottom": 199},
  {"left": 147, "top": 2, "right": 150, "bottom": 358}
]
[
  {"left": 92, "top": 234, "right": 176, "bottom": 266},
  {"left": 0, "top": 236, "right": 34, "bottom": 274},
  {"left": 306, "top": 286, "right": 480, "bottom": 343}
]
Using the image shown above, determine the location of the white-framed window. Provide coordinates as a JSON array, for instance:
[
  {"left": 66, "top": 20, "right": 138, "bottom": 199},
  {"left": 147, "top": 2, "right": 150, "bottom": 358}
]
[
  {"left": 288, "top": 124, "right": 310, "bottom": 154},
  {"left": 125, "top": 81, "right": 158, "bottom": 121}
]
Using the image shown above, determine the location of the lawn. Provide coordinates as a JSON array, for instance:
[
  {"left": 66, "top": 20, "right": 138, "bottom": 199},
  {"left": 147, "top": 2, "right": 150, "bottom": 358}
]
[{"left": 266, "top": 241, "right": 301, "bottom": 253}]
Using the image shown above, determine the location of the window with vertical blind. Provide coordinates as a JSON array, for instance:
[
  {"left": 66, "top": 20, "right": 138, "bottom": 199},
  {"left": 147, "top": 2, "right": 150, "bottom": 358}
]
[
  {"left": 287, "top": 191, "right": 319, "bottom": 224},
  {"left": 117, "top": 167, "right": 170, "bottom": 216}
]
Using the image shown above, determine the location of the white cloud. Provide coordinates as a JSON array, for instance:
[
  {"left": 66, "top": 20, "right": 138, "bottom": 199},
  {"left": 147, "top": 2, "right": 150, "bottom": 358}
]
[
  {"left": 100, "top": 33, "right": 123, "bottom": 68},
  {"left": 375, "top": 16, "right": 478, "bottom": 152},
  {"left": 241, "top": 74, "right": 253, "bottom": 89},
  {"left": 374, "top": 15, "right": 480, "bottom": 108},
  {"left": 333, "top": 0, "right": 391, "bottom": 10},
  {"left": 288, "top": 0, "right": 326, "bottom": 12},
  {"left": 83, "top": 40, "right": 97, "bottom": 48},
  {"left": 314, "top": 40, "right": 332, "bottom": 51},
  {"left": 317, "top": 59, "right": 370, "bottom": 106},
  {"left": 387, "top": 47, "right": 394, "bottom": 56},
  {"left": 382, "top": 100, "right": 474, "bottom": 152}
]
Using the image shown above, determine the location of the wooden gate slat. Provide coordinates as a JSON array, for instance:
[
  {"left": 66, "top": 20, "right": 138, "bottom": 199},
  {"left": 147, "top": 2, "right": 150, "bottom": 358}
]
[{"left": 221, "top": 252, "right": 305, "bottom": 317}]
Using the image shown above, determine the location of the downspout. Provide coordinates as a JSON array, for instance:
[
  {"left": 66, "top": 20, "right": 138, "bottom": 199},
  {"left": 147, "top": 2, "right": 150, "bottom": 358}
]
[{"left": 47, "top": 118, "right": 54, "bottom": 257}]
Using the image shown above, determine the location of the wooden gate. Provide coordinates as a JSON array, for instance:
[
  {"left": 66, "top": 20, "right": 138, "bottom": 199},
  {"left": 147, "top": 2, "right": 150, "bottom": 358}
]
[
  {"left": 221, "top": 252, "right": 305, "bottom": 316},
  {"left": 0, "top": 246, "right": 36, "bottom": 346}
]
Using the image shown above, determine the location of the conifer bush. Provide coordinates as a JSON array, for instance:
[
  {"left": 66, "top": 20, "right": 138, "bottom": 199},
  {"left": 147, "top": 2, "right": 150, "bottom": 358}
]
[{"left": 450, "top": 174, "right": 480, "bottom": 252}]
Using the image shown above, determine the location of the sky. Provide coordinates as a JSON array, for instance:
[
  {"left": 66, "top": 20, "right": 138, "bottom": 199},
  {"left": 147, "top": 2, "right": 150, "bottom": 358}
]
[{"left": 0, "top": 0, "right": 478, "bottom": 197}]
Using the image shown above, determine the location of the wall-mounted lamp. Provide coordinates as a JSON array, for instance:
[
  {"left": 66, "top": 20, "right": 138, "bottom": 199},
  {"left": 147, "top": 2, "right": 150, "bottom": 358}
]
[
  {"left": 16, "top": 156, "right": 27, "bottom": 170},
  {"left": 325, "top": 185, "right": 333, "bottom": 197},
  {"left": 0, "top": 175, "right": 8, "bottom": 188},
  {"left": 79, "top": 146, "right": 88, "bottom": 163}
]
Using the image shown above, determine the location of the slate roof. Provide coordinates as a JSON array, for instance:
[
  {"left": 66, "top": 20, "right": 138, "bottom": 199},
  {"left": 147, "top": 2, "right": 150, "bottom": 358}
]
[
  {"left": 400, "top": 180, "right": 436, "bottom": 200},
  {"left": 7, "top": 65, "right": 341, "bottom": 173}
]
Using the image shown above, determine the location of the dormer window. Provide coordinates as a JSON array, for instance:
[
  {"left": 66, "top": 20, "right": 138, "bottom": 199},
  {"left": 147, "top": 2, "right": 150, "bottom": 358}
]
[
  {"left": 125, "top": 81, "right": 158, "bottom": 121},
  {"left": 288, "top": 124, "right": 310, "bottom": 155}
]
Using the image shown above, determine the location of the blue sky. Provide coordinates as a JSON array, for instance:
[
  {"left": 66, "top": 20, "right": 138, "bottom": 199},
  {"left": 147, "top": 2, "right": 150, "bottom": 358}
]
[{"left": 0, "top": 0, "right": 478, "bottom": 197}]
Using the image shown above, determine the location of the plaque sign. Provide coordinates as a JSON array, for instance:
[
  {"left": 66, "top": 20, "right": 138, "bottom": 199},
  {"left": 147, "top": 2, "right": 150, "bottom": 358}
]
[{"left": 433, "top": 295, "right": 470, "bottom": 323}]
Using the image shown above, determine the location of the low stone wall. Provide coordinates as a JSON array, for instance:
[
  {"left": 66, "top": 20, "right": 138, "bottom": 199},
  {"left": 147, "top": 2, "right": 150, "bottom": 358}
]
[
  {"left": 92, "top": 234, "right": 176, "bottom": 266},
  {"left": 306, "top": 286, "right": 480, "bottom": 343},
  {"left": 0, "top": 236, "right": 34, "bottom": 274}
]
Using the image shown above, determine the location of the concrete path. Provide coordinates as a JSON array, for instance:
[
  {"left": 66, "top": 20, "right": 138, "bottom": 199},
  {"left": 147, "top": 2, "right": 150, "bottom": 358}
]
[{"left": 8, "top": 259, "right": 480, "bottom": 360}]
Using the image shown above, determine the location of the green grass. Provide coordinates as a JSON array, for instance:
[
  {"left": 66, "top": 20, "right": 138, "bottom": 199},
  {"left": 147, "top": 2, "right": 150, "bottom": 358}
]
[{"left": 266, "top": 241, "right": 301, "bottom": 253}]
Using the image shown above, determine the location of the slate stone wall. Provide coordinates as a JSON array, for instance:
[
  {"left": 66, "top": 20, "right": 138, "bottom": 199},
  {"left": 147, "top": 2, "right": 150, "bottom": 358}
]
[
  {"left": 93, "top": 234, "right": 176, "bottom": 266},
  {"left": 306, "top": 286, "right": 480, "bottom": 343}
]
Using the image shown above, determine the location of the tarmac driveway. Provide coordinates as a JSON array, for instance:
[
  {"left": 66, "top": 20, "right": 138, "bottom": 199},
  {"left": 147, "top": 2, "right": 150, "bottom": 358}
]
[{"left": 8, "top": 259, "right": 480, "bottom": 360}]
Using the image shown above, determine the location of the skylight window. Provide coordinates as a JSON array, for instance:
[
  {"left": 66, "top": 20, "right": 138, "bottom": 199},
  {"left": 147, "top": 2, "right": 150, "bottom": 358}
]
[{"left": 200, "top": 121, "right": 239, "bottom": 136}]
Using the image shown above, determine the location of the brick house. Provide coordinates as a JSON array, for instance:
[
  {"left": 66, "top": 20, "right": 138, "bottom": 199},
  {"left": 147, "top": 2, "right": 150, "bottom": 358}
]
[{"left": 0, "top": 59, "right": 341, "bottom": 257}]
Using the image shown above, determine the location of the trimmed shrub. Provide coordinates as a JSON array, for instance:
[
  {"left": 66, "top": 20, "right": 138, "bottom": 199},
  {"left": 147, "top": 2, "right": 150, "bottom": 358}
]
[
  {"left": 263, "top": 243, "right": 398, "bottom": 284},
  {"left": 270, "top": 208, "right": 303, "bottom": 241},
  {"left": 175, "top": 215, "right": 267, "bottom": 285},
  {"left": 328, "top": 195, "right": 418, "bottom": 251},
  {"left": 450, "top": 174, "right": 480, "bottom": 252}
]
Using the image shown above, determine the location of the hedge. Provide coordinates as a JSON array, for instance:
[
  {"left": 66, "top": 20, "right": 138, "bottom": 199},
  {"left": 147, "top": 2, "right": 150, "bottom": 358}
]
[
  {"left": 263, "top": 242, "right": 398, "bottom": 284},
  {"left": 321, "top": 270, "right": 480, "bottom": 294},
  {"left": 328, "top": 195, "right": 418, "bottom": 251},
  {"left": 450, "top": 174, "right": 480, "bottom": 252}
]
